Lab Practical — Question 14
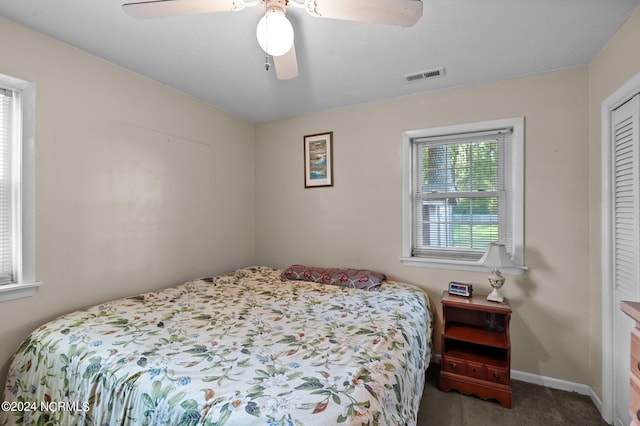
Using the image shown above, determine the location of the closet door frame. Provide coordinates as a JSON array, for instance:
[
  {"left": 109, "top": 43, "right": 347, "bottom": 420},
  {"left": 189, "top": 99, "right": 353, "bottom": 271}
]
[{"left": 601, "top": 71, "right": 640, "bottom": 425}]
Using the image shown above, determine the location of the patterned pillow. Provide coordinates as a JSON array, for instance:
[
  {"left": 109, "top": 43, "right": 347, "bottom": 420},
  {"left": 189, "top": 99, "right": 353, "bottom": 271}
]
[{"left": 281, "top": 264, "right": 386, "bottom": 291}]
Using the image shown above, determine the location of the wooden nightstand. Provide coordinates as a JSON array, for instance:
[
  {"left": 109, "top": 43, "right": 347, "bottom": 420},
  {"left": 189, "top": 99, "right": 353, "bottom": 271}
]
[{"left": 439, "top": 290, "right": 512, "bottom": 408}]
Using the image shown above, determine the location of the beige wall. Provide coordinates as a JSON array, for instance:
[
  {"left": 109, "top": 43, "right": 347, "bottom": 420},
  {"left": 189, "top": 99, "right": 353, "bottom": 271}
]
[
  {"left": 0, "top": 17, "right": 255, "bottom": 387},
  {"left": 588, "top": 7, "right": 640, "bottom": 399},
  {"left": 255, "top": 67, "right": 592, "bottom": 383}
]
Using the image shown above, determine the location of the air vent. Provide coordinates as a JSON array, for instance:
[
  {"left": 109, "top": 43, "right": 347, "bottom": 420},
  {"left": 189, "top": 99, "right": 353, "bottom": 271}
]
[{"left": 404, "top": 67, "right": 445, "bottom": 84}]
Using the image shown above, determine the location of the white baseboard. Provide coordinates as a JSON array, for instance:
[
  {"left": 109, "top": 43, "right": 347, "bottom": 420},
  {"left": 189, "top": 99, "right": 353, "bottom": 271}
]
[
  {"left": 429, "top": 358, "right": 608, "bottom": 424},
  {"left": 510, "top": 369, "right": 591, "bottom": 395}
]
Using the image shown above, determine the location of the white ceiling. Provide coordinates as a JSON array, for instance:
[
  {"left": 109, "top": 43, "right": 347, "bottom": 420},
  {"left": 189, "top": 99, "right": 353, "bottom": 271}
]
[{"left": 0, "top": 0, "right": 638, "bottom": 122}]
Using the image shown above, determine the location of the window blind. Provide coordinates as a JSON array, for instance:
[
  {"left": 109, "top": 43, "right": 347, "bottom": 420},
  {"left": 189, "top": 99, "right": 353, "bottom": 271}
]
[
  {"left": 411, "top": 128, "right": 512, "bottom": 261},
  {"left": 0, "top": 88, "right": 13, "bottom": 285}
]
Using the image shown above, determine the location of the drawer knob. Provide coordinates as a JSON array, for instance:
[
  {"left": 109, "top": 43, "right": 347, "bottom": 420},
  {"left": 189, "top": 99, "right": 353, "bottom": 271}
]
[
  {"left": 451, "top": 363, "right": 457, "bottom": 370},
  {"left": 471, "top": 367, "right": 477, "bottom": 373},
  {"left": 493, "top": 372, "right": 500, "bottom": 379}
]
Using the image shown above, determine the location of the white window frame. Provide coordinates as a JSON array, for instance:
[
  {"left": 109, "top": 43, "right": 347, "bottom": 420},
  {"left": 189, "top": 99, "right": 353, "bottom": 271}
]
[
  {"left": 0, "top": 73, "right": 41, "bottom": 302},
  {"left": 401, "top": 117, "right": 525, "bottom": 274}
]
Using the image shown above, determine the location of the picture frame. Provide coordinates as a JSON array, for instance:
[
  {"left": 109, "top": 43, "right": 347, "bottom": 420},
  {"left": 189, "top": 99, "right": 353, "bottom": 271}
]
[{"left": 304, "top": 131, "right": 333, "bottom": 188}]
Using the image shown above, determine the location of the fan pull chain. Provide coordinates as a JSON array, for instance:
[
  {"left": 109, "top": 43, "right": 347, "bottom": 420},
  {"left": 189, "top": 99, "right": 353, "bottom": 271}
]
[
  {"left": 264, "top": 0, "right": 269, "bottom": 57},
  {"left": 263, "top": 0, "right": 270, "bottom": 72}
]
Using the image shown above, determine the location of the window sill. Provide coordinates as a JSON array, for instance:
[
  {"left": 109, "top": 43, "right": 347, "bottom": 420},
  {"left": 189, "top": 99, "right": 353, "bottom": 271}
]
[
  {"left": 400, "top": 257, "right": 527, "bottom": 275},
  {"left": 0, "top": 281, "right": 43, "bottom": 303}
]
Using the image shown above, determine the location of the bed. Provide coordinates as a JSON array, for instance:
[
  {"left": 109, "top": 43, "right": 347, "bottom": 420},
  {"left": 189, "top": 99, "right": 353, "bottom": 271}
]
[{"left": 1, "top": 265, "right": 432, "bottom": 426}]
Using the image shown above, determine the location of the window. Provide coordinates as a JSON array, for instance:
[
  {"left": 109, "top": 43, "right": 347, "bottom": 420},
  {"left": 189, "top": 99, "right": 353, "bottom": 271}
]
[
  {"left": 402, "top": 117, "right": 524, "bottom": 272},
  {"left": 0, "top": 73, "right": 40, "bottom": 302}
]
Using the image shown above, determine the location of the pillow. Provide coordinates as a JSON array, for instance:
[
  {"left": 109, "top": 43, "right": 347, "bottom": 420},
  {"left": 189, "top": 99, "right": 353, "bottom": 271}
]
[{"left": 281, "top": 264, "right": 386, "bottom": 291}]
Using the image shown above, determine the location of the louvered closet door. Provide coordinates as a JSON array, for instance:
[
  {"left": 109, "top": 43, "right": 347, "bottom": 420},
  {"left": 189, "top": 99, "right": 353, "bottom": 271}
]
[{"left": 612, "top": 93, "right": 640, "bottom": 426}]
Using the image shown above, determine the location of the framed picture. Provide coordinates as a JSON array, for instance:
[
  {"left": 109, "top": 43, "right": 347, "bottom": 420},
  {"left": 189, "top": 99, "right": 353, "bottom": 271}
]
[{"left": 304, "top": 131, "right": 333, "bottom": 188}]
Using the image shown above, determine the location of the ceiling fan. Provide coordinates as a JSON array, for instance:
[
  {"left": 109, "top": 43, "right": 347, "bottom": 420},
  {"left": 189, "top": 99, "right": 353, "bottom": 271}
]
[{"left": 122, "top": 0, "right": 423, "bottom": 80}]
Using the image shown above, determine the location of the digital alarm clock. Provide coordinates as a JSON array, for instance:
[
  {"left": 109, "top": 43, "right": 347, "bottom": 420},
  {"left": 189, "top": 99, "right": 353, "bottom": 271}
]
[{"left": 448, "top": 281, "right": 473, "bottom": 297}]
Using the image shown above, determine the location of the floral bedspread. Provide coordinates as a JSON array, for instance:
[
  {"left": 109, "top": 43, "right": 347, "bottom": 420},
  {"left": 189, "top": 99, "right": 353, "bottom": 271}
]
[{"left": 1, "top": 266, "right": 432, "bottom": 426}]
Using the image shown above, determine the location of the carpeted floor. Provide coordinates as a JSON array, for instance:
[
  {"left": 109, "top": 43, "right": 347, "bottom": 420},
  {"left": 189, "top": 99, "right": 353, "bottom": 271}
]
[{"left": 417, "top": 364, "right": 609, "bottom": 426}]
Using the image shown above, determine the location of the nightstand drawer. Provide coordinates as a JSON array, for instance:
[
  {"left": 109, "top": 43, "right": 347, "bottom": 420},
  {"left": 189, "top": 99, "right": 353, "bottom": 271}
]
[
  {"left": 486, "top": 365, "right": 509, "bottom": 385},
  {"left": 442, "top": 355, "right": 467, "bottom": 375},
  {"left": 467, "top": 361, "right": 485, "bottom": 379}
]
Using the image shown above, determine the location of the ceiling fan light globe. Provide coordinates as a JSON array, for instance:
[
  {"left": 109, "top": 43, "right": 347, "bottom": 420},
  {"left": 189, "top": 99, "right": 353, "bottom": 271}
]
[{"left": 256, "top": 9, "right": 294, "bottom": 57}]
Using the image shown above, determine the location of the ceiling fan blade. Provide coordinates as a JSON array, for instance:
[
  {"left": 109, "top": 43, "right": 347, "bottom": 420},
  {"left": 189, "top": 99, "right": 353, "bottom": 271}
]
[
  {"left": 305, "top": 0, "right": 422, "bottom": 27},
  {"left": 123, "top": 0, "right": 245, "bottom": 19},
  {"left": 273, "top": 45, "right": 299, "bottom": 80}
]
